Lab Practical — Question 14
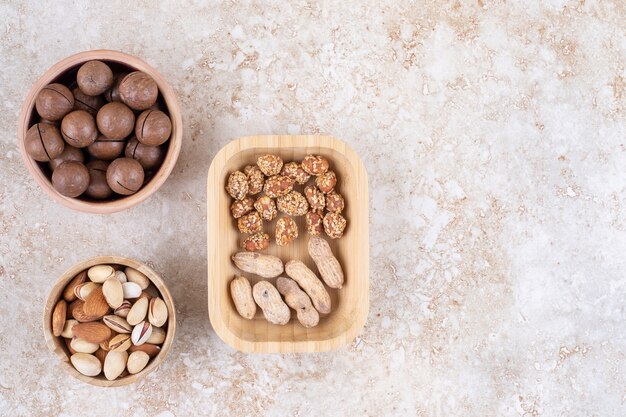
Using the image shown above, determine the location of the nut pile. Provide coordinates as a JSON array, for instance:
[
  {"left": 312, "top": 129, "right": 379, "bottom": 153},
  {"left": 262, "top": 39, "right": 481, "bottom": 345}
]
[
  {"left": 226, "top": 154, "right": 347, "bottom": 251},
  {"left": 51, "top": 264, "right": 169, "bottom": 380},
  {"left": 25, "top": 60, "right": 172, "bottom": 200},
  {"left": 230, "top": 236, "right": 344, "bottom": 327}
]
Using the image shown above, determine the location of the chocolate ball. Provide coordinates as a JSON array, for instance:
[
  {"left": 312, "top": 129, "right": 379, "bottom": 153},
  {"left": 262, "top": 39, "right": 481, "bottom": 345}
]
[
  {"left": 49, "top": 145, "right": 84, "bottom": 171},
  {"left": 52, "top": 161, "right": 90, "bottom": 197},
  {"left": 104, "top": 72, "right": 127, "bottom": 102},
  {"left": 118, "top": 71, "right": 158, "bottom": 110},
  {"left": 35, "top": 83, "right": 74, "bottom": 121},
  {"left": 77, "top": 61, "right": 113, "bottom": 96},
  {"left": 106, "top": 157, "right": 144, "bottom": 195},
  {"left": 72, "top": 87, "right": 105, "bottom": 116},
  {"left": 24, "top": 123, "right": 65, "bottom": 162},
  {"left": 125, "top": 137, "right": 165, "bottom": 169},
  {"left": 61, "top": 110, "right": 98, "bottom": 148},
  {"left": 87, "top": 135, "right": 126, "bottom": 160},
  {"left": 85, "top": 160, "right": 113, "bottom": 200},
  {"left": 96, "top": 102, "right": 135, "bottom": 139},
  {"left": 135, "top": 110, "right": 171, "bottom": 146}
]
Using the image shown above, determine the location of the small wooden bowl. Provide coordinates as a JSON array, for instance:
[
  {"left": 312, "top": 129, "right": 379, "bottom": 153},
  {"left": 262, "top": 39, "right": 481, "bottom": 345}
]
[
  {"left": 43, "top": 256, "right": 176, "bottom": 387},
  {"left": 207, "top": 135, "right": 369, "bottom": 353},
  {"left": 17, "top": 50, "right": 183, "bottom": 214}
]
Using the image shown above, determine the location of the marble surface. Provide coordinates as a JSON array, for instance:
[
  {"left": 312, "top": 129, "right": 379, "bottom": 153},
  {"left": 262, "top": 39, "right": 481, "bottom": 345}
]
[{"left": 0, "top": 1, "right": 625, "bottom": 416}]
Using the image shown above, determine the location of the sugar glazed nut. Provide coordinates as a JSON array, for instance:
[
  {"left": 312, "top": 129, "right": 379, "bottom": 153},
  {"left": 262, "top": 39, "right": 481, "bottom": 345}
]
[
  {"left": 226, "top": 171, "right": 249, "bottom": 200},
  {"left": 285, "top": 260, "right": 331, "bottom": 314},
  {"left": 230, "top": 196, "right": 254, "bottom": 219},
  {"left": 301, "top": 155, "right": 329, "bottom": 175},
  {"left": 264, "top": 175, "right": 294, "bottom": 198},
  {"left": 315, "top": 170, "right": 337, "bottom": 194},
  {"left": 256, "top": 154, "right": 283, "bottom": 176},
  {"left": 277, "top": 191, "right": 309, "bottom": 216},
  {"left": 36, "top": 83, "right": 75, "bottom": 121},
  {"left": 254, "top": 196, "right": 278, "bottom": 221},
  {"left": 304, "top": 185, "right": 326, "bottom": 211},
  {"left": 276, "top": 277, "right": 319, "bottom": 328},
  {"left": 308, "top": 235, "right": 344, "bottom": 289},
  {"left": 275, "top": 217, "right": 298, "bottom": 246},
  {"left": 231, "top": 252, "right": 284, "bottom": 278},
  {"left": 323, "top": 212, "right": 347, "bottom": 239},
  {"left": 325, "top": 191, "right": 345, "bottom": 213},
  {"left": 237, "top": 211, "right": 263, "bottom": 234},
  {"left": 281, "top": 161, "right": 311, "bottom": 184},
  {"left": 252, "top": 281, "right": 290, "bottom": 325},
  {"left": 305, "top": 210, "right": 324, "bottom": 236},
  {"left": 241, "top": 232, "right": 270, "bottom": 252},
  {"left": 24, "top": 123, "right": 65, "bottom": 162},
  {"left": 230, "top": 276, "right": 256, "bottom": 319},
  {"left": 244, "top": 165, "right": 265, "bottom": 195}
]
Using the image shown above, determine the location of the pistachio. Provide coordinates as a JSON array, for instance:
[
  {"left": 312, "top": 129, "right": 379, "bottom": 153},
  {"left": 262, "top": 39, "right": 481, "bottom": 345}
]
[
  {"left": 114, "top": 270, "right": 127, "bottom": 283},
  {"left": 61, "top": 319, "right": 78, "bottom": 338},
  {"left": 131, "top": 321, "right": 152, "bottom": 346},
  {"left": 87, "top": 265, "right": 115, "bottom": 283},
  {"left": 127, "top": 351, "right": 150, "bottom": 374},
  {"left": 114, "top": 300, "right": 132, "bottom": 318},
  {"left": 65, "top": 337, "right": 77, "bottom": 355},
  {"left": 104, "top": 350, "right": 128, "bottom": 380},
  {"left": 102, "top": 277, "right": 123, "bottom": 309},
  {"left": 129, "top": 343, "right": 161, "bottom": 358},
  {"left": 109, "top": 334, "right": 132, "bottom": 352},
  {"left": 146, "top": 327, "right": 165, "bottom": 345},
  {"left": 70, "top": 337, "right": 99, "bottom": 354},
  {"left": 148, "top": 297, "right": 168, "bottom": 327},
  {"left": 74, "top": 282, "right": 100, "bottom": 301},
  {"left": 127, "top": 297, "right": 148, "bottom": 326},
  {"left": 103, "top": 315, "right": 132, "bottom": 333},
  {"left": 72, "top": 322, "right": 112, "bottom": 344},
  {"left": 125, "top": 267, "right": 150, "bottom": 289},
  {"left": 52, "top": 299, "right": 67, "bottom": 337},
  {"left": 122, "top": 282, "right": 142, "bottom": 299},
  {"left": 63, "top": 270, "right": 87, "bottom": 302},
  {"left": 70, "top": 353, "right": 102, "bottom": 376}
]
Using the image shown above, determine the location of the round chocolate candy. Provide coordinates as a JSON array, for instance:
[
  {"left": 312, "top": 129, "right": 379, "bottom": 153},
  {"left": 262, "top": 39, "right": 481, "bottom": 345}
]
[
  {"left": 77, "top": 60, "right": 113, "bottom": 96},
  {"left": 52, "top": 161, "right": 90, "bottom": 197},
  {"left": 96, "top": 102, "right": 135, "bottom": 140},
  {"left": 106, "top": 157, "right": 144, "bottom": 195},
  {"left": 72, "top": 87, "right": 105, "bottom": 116},
  {"left": 135, "top": 110, "right": 171, "bottom": 146},
  {"left": 87, "top": 135, "right": 126, "bottom": 160},
  {"left": 125, "top": 137, "right": 165, "bottom": 170},
  {"left": 35, "top": 83, "right": 74, "bottom": 121},
  {"left": 85, "top": 160, "right": 113, "bottom": 200},
  {"left": 61, "top": 110, "right": 98, "bottom": 148},
  {"left": 104, "top": 72, "right": 127, "bottom": 102},
  {"left": 24, "top": 123, "right": 65, "bottom": 162},
  {"left": 49, "top": 145, "right": 84, "bottom": 171},
  {"left": 118, "top": 72, "right": 158, "bottom": 110}
]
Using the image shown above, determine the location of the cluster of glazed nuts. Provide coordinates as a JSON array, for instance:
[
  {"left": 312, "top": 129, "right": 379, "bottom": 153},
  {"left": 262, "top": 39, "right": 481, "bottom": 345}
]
[
  {"left": 230, "top": 236, "right": 343, "bottom": 327},
  {"left": 51, "top": 264, "right": 169, "bottom": 380},
  {"left": 226, "top": 154, "right": 347, "bottom": 251},
  {"left": 25, "top": 60, "right": 172, "bottom": 199}
]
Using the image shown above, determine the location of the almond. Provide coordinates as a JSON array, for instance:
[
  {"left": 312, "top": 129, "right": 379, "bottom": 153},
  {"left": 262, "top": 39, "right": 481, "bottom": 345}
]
[
  {"left": 131, "top": 321, "right": 152, "bottom": 346},
  {"left": 104, "top": 350, "right": 128, "bottom": 380},
  {"left": 148, "top": 297, "right": 168, "bottom": 327},
  {"left": 69, "top": 299, "right": 100, "bottom": 322},
  {"left": 73, "top": 322, "right": 112, "bottom": 344},
  {"left": 83, "top": 287, "right": 110, "bottom": 319},
  {"left": 127, "top": 297, "right": 148, "bottom": 326},
  {"left": 102, "top": 277, "right": 123, "bottom": 309},
  {"left": 52, "top": 299, "right": 67, "bottom": 337},
  {"left": 109, "top": 334, "right": 132, "bottom": 352},
  {"left": 129, "top": 343, "right": 161, "bottom": 358},
  {"left": 74, "top": 282, "right": 100, "bottom": 301},
  {"left": 102, "top": 315, "right": 132, "bottom": 333},
  {"left": 88, "top": 265, "right": 115, "bottom": 283},
  {"left": 71, "top": 353, "right": 102, "bottom": 376},
  {"left": 94, "top": 348, "right": 108, "bottom": 366},
  {"left": 63, "top": 270, "right": 87, "bottom": 302},
  {"left": 127, "top": 351, "right": 150, "bottom": 374},
  {"left": 125, "top": 267, "right": 150, "bottom": 289}
]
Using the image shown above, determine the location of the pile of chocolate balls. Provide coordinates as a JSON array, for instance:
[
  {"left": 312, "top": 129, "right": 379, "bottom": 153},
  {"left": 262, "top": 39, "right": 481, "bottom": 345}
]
[{"left": 24, "top": 60, "right": 172, "bottom": 199}]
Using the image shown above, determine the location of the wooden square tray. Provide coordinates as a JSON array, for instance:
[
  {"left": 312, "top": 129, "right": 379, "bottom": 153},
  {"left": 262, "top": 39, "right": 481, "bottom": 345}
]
[{"left": 207, "top": 135, "right": 369, "bottom": 353}]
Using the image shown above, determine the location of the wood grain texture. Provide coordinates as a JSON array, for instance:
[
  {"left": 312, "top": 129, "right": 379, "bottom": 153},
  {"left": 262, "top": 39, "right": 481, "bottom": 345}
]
[
  {"left": 207, "top": 135, "right": 369, "bottom": 353},
  {"left": 17, "top": 50, "right": 182, "bottom": 214},
  {"left": 42, "top": 256, "right": 176, "bottom": 387}
]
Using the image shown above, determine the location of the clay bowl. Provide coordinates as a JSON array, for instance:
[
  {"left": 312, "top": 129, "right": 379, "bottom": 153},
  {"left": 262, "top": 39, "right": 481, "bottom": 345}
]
[
  {"left": 43, "top": 256, "right": 176, "bottom": 386},
  {"left": 17, "top": 50, "right": 182, "bottom": 213}
]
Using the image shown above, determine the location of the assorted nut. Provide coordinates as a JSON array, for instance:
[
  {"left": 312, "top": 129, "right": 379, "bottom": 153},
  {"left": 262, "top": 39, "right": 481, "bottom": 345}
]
[
  {"left": 25, "top": 60, "right": 172, "bottom": 200},
  {"left": 53, "top": 263, "right": 170, "bottom": 380}
]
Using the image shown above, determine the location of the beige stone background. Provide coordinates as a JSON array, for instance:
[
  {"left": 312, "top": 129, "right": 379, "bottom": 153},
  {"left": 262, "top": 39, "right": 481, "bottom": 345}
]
[{"left": 0, "top": 1, "right": 625, "bottom": 416}]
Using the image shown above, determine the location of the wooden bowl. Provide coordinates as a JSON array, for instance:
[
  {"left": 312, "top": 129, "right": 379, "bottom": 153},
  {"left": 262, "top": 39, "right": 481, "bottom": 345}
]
[
  {"left": 207, "top": 135, "right": 369, "bottom": 353},
  {"left": 17, "top": 50, "right": 183, "bottom": 214},
  {"left": 43, "top": 256, "right": 176, "bottom": 386}
]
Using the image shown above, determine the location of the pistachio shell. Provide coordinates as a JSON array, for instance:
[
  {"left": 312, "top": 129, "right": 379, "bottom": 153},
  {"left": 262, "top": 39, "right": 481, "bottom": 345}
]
[
  {"left": 146, "top": 327, "right": 165, "bottom": 345},
  {"left": 131, "top": 321, "right": 152, "bottom": 345},
  {"left": 127, "top": 297, "right": 149, "bottom": 326},
  {"left": 74, "top": 282, "right": 100, "bottom": 301},
  {"left": 148, "top": 297, "right": 168, "bottom": 327},
  {"left": 88, "top": 265, "right": 115, "bottom": 283},
  {"left": 63, "top": 270, "right": 87, "bottom": 302},
  {"left": 70, "top": 337, "right": 99, "bottom": 354},
  {"left": 104, "top": 350, "right": 128, "bottom": 380},
  {"left": 71, "top": 353, "right": 102, "bottom": 376},
  {"left": 60, "top": 319, "right": 78, "bottom": 338},
  {"left": 102, "top": 277, "right": 124, "bottom": 309},
  {"left": 114, "top": 300, "right": 132, "bottom": 318},
  {"left": 102, "top": 315, "right": 132, "bottom": 333},
  {"left": 125, "top": 267, "right": 150, "bottom": 289},
  {"left": 109, "top": 334, "right": 132, "bottom": 352},
  {"left": 114, "top": 270, "right": 127, "bottom": 283},
  {"left": 129, "top": 343, "right": 161, "bottom": 358},
  {"left": 127, "top": 351, "right": 150, "bottom": 374},
  {"left": 122, "top": 282, "right": 142, "bottom": 299}
]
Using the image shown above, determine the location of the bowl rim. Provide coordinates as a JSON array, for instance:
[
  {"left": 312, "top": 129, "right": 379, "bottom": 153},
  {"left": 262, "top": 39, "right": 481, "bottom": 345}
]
[
  {"left": 17, "top": 49, "right": 183, "bottom": 214},
  {"left": 42, "top": 255, "right": 176, "bottom": 386},
  {"left": 207, "top": 135, "right": 370, "bottom": 353}
]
